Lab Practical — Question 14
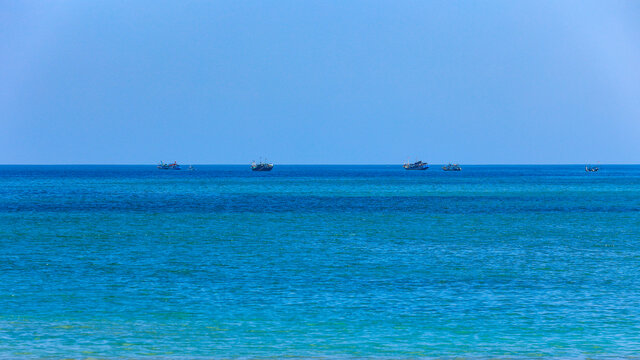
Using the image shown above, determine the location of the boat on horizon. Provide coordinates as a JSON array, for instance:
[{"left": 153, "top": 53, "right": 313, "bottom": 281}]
[
  {"left": 585, "top": 165, "right": 599, "bottom": 172},
  {"left": 157, "top": 161, "right": 181, "bottom": 170},
  {"left": 443, "top": 163, "right": 462, "bottom": 171},
  {"left": 403, "top": 160, "right": 429, "bottom": 170},
  {"left": 251, "top": 160, "right": 274, "bottom": 171}
]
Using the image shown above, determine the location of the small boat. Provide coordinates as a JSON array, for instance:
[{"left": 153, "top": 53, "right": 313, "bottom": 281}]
[
  {"left": 157, "top": 161, "right": 181, "bottom": 170},
  {"left": 585, "top": 165, "right": 599, "bottom": 172},
  {"left": 251, "top": 160, "right": 274, "bottom": 171},
  {"left": 188, "top": 165, "right": 195, "bottom": 171},
  {"left": 442, "top": 163, "right": 461, "bottom": 171},
  {"left": 403, "top": 160, "right": 429, "bottom": 170}
]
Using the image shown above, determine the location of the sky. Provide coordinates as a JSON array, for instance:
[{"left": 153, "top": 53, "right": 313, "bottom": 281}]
[{"left": 1, "top": 0, "right": 639, "bottom": 164}]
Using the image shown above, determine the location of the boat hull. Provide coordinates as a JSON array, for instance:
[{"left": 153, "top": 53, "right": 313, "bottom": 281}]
[
  {"left": 442, "top": 164, "right": 462, "bottom": 171},
  {"left": 157, "top": 162, "right": 181, "bottom": 170},
  {"left": 403, "top": 161, "right": 429, "bottom": 170},
  {"left": 251, "top": 165, "right": 274, "bottom": 171}
]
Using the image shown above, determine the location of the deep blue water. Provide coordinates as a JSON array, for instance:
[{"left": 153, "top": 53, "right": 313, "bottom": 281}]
[{"left": 1, "top": 165, "right": 640, "bottom": 359}]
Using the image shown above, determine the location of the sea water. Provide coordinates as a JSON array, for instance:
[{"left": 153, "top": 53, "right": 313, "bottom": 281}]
[{"left": 1, "top": 165, "right": 640, "bottom": 359}]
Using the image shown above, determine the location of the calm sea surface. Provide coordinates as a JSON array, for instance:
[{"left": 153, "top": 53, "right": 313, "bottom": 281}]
[{"left": 1, "top": 165, "right": 640, "bottom": 359}]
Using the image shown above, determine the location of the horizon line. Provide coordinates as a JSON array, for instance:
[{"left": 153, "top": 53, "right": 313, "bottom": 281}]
[{"left": 0, "top": 163, "right": 632, "bottom": 166}]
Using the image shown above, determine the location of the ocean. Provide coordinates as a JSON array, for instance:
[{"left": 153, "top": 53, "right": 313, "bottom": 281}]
[{"left": 1, "top": 165, "right": 640, "bottom": 359}]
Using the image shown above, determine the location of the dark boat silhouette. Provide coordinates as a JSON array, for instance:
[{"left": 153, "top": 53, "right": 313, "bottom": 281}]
[
  {"left": 251, "top": 160, "right": 274, "bottom": 171},
  {"left": 442, "top": 163, "right": 461, "bottom": 171},
  {"left": 403, "top": 160, "right": 429, "bottom": 170},
  {"left": 157, "top": 161, "right": 181, "bottom": 170}
]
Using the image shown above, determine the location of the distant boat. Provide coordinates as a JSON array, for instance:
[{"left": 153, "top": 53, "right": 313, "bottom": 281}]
[
  {"left": 251, "top": 160, "right": 274, "bottom": 171},
  {"left": 157, "top": 161, "right": 181, "bottom": 170},
  {"left": 188, "top": 165, "right": 195, "bottom": 171},
  {"left": 442, "top": 163, "right": 461, "bottom": 171},
  {"left": 585, "top": 165, "right": 599, "bottom": 172},
  {"left": 403, "top": 160, "right": 429, "bottom": 170}
]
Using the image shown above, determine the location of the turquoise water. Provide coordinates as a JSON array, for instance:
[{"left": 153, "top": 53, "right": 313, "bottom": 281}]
[{"left": 1, "top": 165, "right": 640, "bottom": 359}]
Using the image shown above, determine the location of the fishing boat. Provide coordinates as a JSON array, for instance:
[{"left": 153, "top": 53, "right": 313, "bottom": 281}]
[
  {"left": 403, "top": 160, "right": 429, "bottom": 170},
  {"left": 442, "top": 163, "right": 461, "bottom": 171},
  {"left": 251, "top": 160, "right": 274, "bottom": 171},
  {"left": 585, "top": 165, "right": 599, "bottom": 172},
  {"left": 157, "top": 161, "right": 181, "bottom": 170}
]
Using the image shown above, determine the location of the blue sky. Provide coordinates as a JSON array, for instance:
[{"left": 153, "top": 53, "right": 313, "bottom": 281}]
[{"left": 2, "top": 0, "right": 639, "bottom": 164}]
